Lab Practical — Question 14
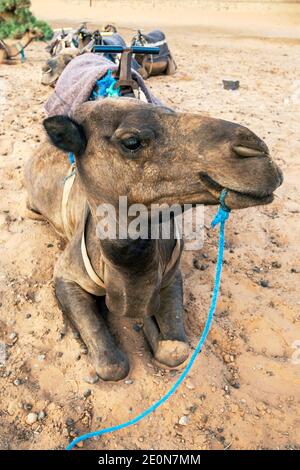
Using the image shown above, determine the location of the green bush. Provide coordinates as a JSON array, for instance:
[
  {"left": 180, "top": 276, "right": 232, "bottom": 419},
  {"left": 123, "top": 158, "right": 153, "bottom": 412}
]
[
  {"left": 0, "top": 0, "right": 53, "bottom": 40},
  {"left": 0, "top": 1, "right": 31, "bottom": 14}
]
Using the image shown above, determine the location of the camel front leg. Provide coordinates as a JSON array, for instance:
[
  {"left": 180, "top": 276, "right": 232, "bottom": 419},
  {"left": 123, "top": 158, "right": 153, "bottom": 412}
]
[
  {"left": 143, "top": 271, "right": 189, "bottom": 367},
  {"left": 55, "top": 277, "right": 129, "bottom": 381}
]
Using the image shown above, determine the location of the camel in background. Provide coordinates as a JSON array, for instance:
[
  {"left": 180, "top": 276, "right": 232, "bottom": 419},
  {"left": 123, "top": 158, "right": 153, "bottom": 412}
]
[{"left": 0, "top": 29, "right": 43, "bottom": 64}]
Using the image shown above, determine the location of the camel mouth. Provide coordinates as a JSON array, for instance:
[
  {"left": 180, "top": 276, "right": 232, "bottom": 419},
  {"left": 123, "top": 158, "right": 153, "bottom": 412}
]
[
  {"left": 41, "top": 70, "right": 59, "bottom": 86},
  {"left": 42, "top": 67, "right": 53, "bottom": 75},
  {"left": 199, "top": 173, "right": 274, "bottom": 205}
]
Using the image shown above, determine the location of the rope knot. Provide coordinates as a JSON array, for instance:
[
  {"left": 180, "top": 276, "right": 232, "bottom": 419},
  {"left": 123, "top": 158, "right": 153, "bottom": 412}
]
[
  {"left": 211, "top": 206, "right": 230, "bottom": 228},
  {"left": 211, "top": 189, "right": 231, "bottom": 228}
]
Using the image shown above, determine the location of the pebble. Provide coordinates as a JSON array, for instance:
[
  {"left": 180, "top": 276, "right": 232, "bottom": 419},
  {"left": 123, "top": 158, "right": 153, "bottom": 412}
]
[
  {"left": 23, "top": 403, "right": 33, "bottom": 411},
  {"left": 179, "top": 415, "right": 189, "bottom": 426},
  {"left": 83, "top": 389, "right": 92, "bottom": 398},
  {"left": 193, "top": 259, "right": 209, "bottom": 271},
  {"left": 253, "top": 266, "right": 262, "bottom": 273},
  {"left": 26, "top": 412, "right": 38, "bottom": 425},
  {"left": 125, "top": 379, "right": 134, "bottom": 385},
  {"left": 83, "top": 372, "right": 99, "bottom": 384},
  {"left": 260, "top": 280, "right": 270, "bottom": 288},
  {"left": 272, "top": 261, "right": 281, "bottom": 269},
  {"left": 59, "top": 329, "right": 66, "bottom": 340},
  {"left": 224, "top": 354, "right": 231, "bottom": 363},
  {"left": 38, "top": 411, "right": 46, "bottom": 421},
  {"left": 38, "top": 354, "right": 46, "bottom": 361},
  {"left": 286, "top": 201, "right": 300, "bottom": 213},
  {"left": 9, "top": 332, "right": 18, "bottom": 342},
  {"left": 66, "top": 418, "right": 74, "bottom": 427},
  {"left": 185, "top": 378, "right": 195, "bottom": 390},
  {"left": 13, "top": 379, "right": 21, "bottom": 386}
]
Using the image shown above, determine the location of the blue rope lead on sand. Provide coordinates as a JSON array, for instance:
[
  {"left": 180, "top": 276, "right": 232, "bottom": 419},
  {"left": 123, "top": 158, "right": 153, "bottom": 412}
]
[{"left": 66, "top": 189, "right": 231, "bottom": 451}]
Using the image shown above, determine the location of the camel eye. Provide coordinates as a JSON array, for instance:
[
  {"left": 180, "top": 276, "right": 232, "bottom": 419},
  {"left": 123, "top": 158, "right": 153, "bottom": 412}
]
[{"left": 121, "top": 136, "right": 142, "bottom": 152}]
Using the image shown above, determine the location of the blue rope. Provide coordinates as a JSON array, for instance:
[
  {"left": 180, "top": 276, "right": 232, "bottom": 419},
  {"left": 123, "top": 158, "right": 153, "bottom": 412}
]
[
  {"left": 68, "top": 152, "right": 75, "bottom": 166},
  {"left": 90, "top": 70, "right": 120, "bottom": 100},
  {"left": 66, "top": 189, "right": 231, "bottom": 451}
]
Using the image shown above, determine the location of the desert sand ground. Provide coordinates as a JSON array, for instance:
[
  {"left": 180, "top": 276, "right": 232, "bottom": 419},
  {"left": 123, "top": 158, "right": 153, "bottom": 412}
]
[{"left": 0, "top": 0, "right": 300, "bottom": 451}]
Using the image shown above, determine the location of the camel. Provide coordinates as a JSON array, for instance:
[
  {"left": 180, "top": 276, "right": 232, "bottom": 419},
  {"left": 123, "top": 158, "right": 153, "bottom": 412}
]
[
  {"left": 103, "top": 24, "right": 118, "bottom": 33},
  {"left": 131, "top": 30, "right": 177, "bottom": 79},
  {"left": 41, "top": 49, "right": 80, "bottom": 87},
  {"left": 0, "top": 28, "right": 43, "bottom": 64},
  {"left": 47, "top": 24, "right": 117, "bottom": 57},
  {"left": 25, "top": 82, "right": 282, "bottom": 382}
]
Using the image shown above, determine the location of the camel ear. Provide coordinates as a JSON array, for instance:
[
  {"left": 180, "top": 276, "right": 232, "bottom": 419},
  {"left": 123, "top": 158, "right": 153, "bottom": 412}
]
[{"left": 43, "top": 116, "right": 87, "bottom": 156}]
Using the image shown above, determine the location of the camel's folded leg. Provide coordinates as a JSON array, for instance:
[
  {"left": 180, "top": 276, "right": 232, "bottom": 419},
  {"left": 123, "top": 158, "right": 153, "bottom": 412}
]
[
  {"left": 143, "top": 271, "right": 189, "bottom": 367},
  {"left": 55, "top": 277, "right": 129, "bottom": 381},
  {"left": 165, "top": 54, "right": 177, "bottom": 75},
  {"left": 0, "top": 58, "right": 19, "bottom": 65}
]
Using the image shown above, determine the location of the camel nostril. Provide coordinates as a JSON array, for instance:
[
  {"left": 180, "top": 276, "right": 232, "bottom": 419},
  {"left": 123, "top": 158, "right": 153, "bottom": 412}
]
[{"left": 232, "top": 145, "right": 268, "bottom": 158}]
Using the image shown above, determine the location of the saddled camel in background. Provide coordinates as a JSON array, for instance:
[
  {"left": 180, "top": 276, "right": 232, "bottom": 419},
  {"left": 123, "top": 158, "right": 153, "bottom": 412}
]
[{"left": 131, "top": 29, "right": 177, "bottom": 79}]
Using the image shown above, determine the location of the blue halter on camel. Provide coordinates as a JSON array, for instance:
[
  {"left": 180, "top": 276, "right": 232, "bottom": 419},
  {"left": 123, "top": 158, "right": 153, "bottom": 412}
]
[{"left": 45, "top": 44, "right": 231, "bottom": 450}]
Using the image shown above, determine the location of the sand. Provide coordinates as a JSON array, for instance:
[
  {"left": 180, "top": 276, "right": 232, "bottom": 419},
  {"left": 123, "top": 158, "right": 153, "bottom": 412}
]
[{"left": 0, "top": 0, "right": 300, "bottom": 450}]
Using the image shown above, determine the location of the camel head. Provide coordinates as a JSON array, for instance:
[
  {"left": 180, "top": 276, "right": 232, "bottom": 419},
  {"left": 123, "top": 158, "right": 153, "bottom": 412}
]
[
  {"left": 103, "top": 24, "right": 118, "bottom": 33},
  {"left": 41, "top": 49, "right": 79, "bottom": 86},
  {"left": 43, "top": 98, "right": 283, "bottom": 213},
  {"left": 25, "top": 28, "right": 44, "bottom": 41}
]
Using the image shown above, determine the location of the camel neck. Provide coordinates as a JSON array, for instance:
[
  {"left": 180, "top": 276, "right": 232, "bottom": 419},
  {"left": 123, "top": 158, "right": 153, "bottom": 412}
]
[
  {"left": 20, "top": 35, "right": 33, "bottom": 49},
  {"left": 85, "top": 207, "right": 162, "bottom": 278}
]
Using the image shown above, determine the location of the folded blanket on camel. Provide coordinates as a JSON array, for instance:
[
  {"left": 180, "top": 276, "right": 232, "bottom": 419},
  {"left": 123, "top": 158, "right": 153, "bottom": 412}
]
[{"left": 45, "top": 53, "right": 162, "bottom": 117}]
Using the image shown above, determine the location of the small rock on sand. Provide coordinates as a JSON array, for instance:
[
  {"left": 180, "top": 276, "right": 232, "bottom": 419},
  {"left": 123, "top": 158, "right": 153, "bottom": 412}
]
[
  {"left": 83, "top": 372, "right": 99, "bottom": 384},
  {"left": 38, "top": 411, "right": 46, "bottom": 421},
  {"left": 26, "top": 412, "right": 38, "bottom": 425},
  {"left": 179, "top": 415, "right": 189, "bottom": 426},
  {"left": 83, "top": 389, "right": 92, "bottom": 398},
  {"left": 185, "top": 378, "right": 195, "bottom": 390}
]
